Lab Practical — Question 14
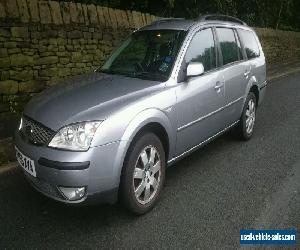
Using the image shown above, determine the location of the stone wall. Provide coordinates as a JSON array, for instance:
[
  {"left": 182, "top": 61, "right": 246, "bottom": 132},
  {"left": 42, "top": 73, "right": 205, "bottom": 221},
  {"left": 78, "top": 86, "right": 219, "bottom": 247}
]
[
  {"left": 0, "top": 0, "right": 300, "bottom": 140},
  {"left": 0, "top": 0, "right": 157, "bottom": 138}
]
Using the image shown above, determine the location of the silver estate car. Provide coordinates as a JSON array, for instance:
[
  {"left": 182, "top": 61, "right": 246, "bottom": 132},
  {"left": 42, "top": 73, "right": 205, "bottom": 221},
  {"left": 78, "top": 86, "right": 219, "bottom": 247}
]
[{"left": 15, "top": 15, "right": 267, "bottom": 214}]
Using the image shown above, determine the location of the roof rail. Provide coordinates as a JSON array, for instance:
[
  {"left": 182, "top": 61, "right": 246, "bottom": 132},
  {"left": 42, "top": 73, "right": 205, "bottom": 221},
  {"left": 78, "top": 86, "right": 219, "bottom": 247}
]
[
  {"left": 197, "top": 14, "right": 247, "bottom": 26},
  {"left": 151, "top": 18, "right": 185, "bottom": 25}
]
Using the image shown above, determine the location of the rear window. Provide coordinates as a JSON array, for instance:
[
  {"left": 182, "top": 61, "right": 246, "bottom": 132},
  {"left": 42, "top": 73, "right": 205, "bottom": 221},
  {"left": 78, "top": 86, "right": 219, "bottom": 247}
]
[
  {"left": 238, "top": 29, "right": 260, "bottom": 59},
  {"left": 216, "top": 28, "right": 240, "bottom": 65}
]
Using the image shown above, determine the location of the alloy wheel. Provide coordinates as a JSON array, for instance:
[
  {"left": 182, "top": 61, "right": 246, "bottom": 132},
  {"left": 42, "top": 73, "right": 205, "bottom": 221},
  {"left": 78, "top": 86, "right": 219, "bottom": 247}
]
[
  {"left": 245, "top": 98, "right": 256, "bottom": 134},
  {"left": 133, "top": 145, "right": 161, "bottom": 205}
]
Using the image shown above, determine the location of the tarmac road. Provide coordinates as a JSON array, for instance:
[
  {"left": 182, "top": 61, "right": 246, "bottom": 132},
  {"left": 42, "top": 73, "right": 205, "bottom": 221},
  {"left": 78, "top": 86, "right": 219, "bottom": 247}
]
[{"left": 0, "top": 73, "right": 299, "bottom": 249}]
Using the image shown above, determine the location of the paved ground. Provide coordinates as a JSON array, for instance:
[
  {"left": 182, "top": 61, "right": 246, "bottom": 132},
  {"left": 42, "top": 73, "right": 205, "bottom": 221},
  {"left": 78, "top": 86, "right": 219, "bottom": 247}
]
[{"left": 0, "top": 73, "right": 299, "bottom": 249}]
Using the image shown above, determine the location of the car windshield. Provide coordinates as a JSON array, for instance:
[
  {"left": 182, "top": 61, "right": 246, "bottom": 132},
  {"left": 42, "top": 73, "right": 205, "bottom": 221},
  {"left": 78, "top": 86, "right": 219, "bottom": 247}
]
[{"left": 98, "top": 29, "right": 186, "bottom": 82}]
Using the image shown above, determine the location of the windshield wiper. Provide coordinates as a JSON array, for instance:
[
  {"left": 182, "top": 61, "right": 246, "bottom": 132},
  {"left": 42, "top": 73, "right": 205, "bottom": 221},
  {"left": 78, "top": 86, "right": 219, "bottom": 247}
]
[
  {"left": 133, "top": 71, "right": 168, "bottom": 81},
  {"left": 98, "top": 69, "right": 168, "bottom": 81},
  {"left": 97, "top": 69, "right": 119, "bottom": 75},
  {"left": 97, "top": 69, "right": 132, "bottom": 77}
]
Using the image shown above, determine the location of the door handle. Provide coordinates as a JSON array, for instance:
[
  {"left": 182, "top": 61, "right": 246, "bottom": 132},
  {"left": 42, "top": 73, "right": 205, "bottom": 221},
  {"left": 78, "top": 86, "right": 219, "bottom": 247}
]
[{"left": 214, "top": 81, "right": 224, "bottom": 92}]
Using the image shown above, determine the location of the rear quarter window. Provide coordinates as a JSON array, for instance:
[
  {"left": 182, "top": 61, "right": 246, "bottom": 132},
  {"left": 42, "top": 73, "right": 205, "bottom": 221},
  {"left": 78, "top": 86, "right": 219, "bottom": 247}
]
[{"left": 238, "top": 29, "right": 260, "bottom": 59}]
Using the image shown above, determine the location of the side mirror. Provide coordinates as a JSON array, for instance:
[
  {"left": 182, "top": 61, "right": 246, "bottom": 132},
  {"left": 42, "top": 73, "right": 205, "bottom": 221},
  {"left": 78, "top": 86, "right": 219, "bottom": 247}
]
[{"left": 186, "top": 62, "right": 204, "bottom": 78}]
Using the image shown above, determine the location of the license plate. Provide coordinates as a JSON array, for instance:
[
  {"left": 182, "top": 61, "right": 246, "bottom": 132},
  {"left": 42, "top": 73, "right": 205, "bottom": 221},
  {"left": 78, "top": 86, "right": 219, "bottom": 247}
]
[{"left": 15, "top": 147, "right": 36, "bottom": 177}]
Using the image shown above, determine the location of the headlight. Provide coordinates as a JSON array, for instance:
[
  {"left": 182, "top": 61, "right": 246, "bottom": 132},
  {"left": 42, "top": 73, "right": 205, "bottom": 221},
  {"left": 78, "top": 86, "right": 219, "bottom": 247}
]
[{"left": 48, "top": 121, "right": 101, "bottom": 151}]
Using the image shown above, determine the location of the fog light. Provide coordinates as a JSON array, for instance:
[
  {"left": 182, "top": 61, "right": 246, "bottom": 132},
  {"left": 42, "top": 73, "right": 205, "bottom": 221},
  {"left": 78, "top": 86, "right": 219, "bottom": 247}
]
[{"left": 58, "top": 186, "right": 86, "bottom": 201}]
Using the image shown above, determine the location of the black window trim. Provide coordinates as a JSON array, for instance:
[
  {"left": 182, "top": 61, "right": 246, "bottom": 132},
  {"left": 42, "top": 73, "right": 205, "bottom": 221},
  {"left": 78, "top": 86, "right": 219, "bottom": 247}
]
[
  {"left": 233, "top": 28, "right": 245, "bottom": 61},
  {"left": 233, "top": 28, "right": 247, "bottom": 61},
  {"left": 211, "top": 27, "right": 222, "bottom": 68}
]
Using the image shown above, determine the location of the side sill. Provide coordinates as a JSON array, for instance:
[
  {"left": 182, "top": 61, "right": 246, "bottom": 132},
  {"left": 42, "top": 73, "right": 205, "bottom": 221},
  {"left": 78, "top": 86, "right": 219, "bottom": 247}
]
[{"left": 168, "top": 120, "right": 239, "bottom": 165}]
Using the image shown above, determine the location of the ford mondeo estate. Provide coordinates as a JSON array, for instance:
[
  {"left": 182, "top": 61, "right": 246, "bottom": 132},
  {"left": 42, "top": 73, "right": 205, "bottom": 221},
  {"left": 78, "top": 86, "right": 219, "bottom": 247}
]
[{"left": 15, "top": 15, "right": 267, "bottom": 214}]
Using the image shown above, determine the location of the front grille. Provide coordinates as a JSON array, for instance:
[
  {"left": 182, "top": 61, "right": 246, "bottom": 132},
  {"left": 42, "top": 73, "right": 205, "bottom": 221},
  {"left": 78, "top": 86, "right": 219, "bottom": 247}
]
[{"left": 20, "top": 116, "right": 55, "bottom": 145}]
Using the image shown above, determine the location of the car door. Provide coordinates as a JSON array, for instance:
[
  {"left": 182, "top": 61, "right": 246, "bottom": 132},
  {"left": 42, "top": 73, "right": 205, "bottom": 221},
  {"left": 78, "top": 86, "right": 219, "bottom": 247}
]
[
  {"left": 175, "top": 28, "right": 226, "bottom": 155},
  {"left": 215, "top": 27, "right": 250, "bottom": 126}
]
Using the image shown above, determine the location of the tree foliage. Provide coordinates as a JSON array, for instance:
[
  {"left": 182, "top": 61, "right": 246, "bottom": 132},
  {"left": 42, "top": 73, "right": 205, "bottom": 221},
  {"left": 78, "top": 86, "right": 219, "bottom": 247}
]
[{"left": 66, "top": 0, "right": 300, "bottom": 30}]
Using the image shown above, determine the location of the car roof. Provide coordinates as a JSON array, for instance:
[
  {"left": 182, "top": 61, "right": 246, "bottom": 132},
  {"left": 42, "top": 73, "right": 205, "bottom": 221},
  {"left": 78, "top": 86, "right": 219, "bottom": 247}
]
[
  {"left": 139, "top": 16, "right": 250, "bottom": 32},
  {"left": 140, "top": 18, "right": 196, "bottom": 31}
]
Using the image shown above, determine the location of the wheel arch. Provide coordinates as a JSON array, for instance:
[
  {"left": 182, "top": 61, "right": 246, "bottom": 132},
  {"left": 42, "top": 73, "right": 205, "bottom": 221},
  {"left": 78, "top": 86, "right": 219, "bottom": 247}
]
[
  {"left": 128, "top": 122, "right": 170, "bottom": 161},
  {"left": 244, "top": 75, "right": 259, "bottom": 105},
  {"left": 249, "top": 85, "right": 259, "bottom": 106},
  {"left": 115, "top": 109, "right": 174, "bottom": 201},
  {"left": 120, "top": 108, "right": 175, "bottom": 162}
]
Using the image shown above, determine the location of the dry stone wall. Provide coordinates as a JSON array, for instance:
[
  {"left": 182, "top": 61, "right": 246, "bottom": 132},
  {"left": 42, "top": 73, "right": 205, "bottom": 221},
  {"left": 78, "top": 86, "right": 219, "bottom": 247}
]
[
  {"left": 0, "top": 0, "right": 157, "bottom": 107},
  {"left": 0, "top": 0, "right": 157, "bottom": 138}
]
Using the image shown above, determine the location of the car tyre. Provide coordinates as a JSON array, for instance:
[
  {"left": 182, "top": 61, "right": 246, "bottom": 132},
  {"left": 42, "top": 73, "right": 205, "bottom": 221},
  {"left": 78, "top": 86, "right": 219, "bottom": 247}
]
[
  {"left": 120, "top": 132, "right": 166, "bottom": 215},
  {"left": 236, "top": 92, "right": 257, "bottom": 140}
]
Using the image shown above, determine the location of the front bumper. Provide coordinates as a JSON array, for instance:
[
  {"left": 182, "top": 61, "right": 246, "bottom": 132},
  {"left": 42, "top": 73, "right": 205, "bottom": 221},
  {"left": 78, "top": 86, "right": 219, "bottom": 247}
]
[{"left": 14, "top": 131, "right": 127, "bottom": 205}]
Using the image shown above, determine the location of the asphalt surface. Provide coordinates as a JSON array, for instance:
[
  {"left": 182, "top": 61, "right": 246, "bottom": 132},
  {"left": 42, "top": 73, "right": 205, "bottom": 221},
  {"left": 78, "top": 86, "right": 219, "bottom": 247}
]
[{"left": 0, "top": 73, "right": 299, "bottom": 249}]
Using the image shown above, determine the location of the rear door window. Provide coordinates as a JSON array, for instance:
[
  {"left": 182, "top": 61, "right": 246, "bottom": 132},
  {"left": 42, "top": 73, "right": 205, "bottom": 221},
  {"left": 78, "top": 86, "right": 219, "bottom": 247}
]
[
  {"left": 216, "top": 28, "right": 240, "bottom": 65},
  {"left": 238, "top": 29, "right": 260, "bottom": 59}
]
